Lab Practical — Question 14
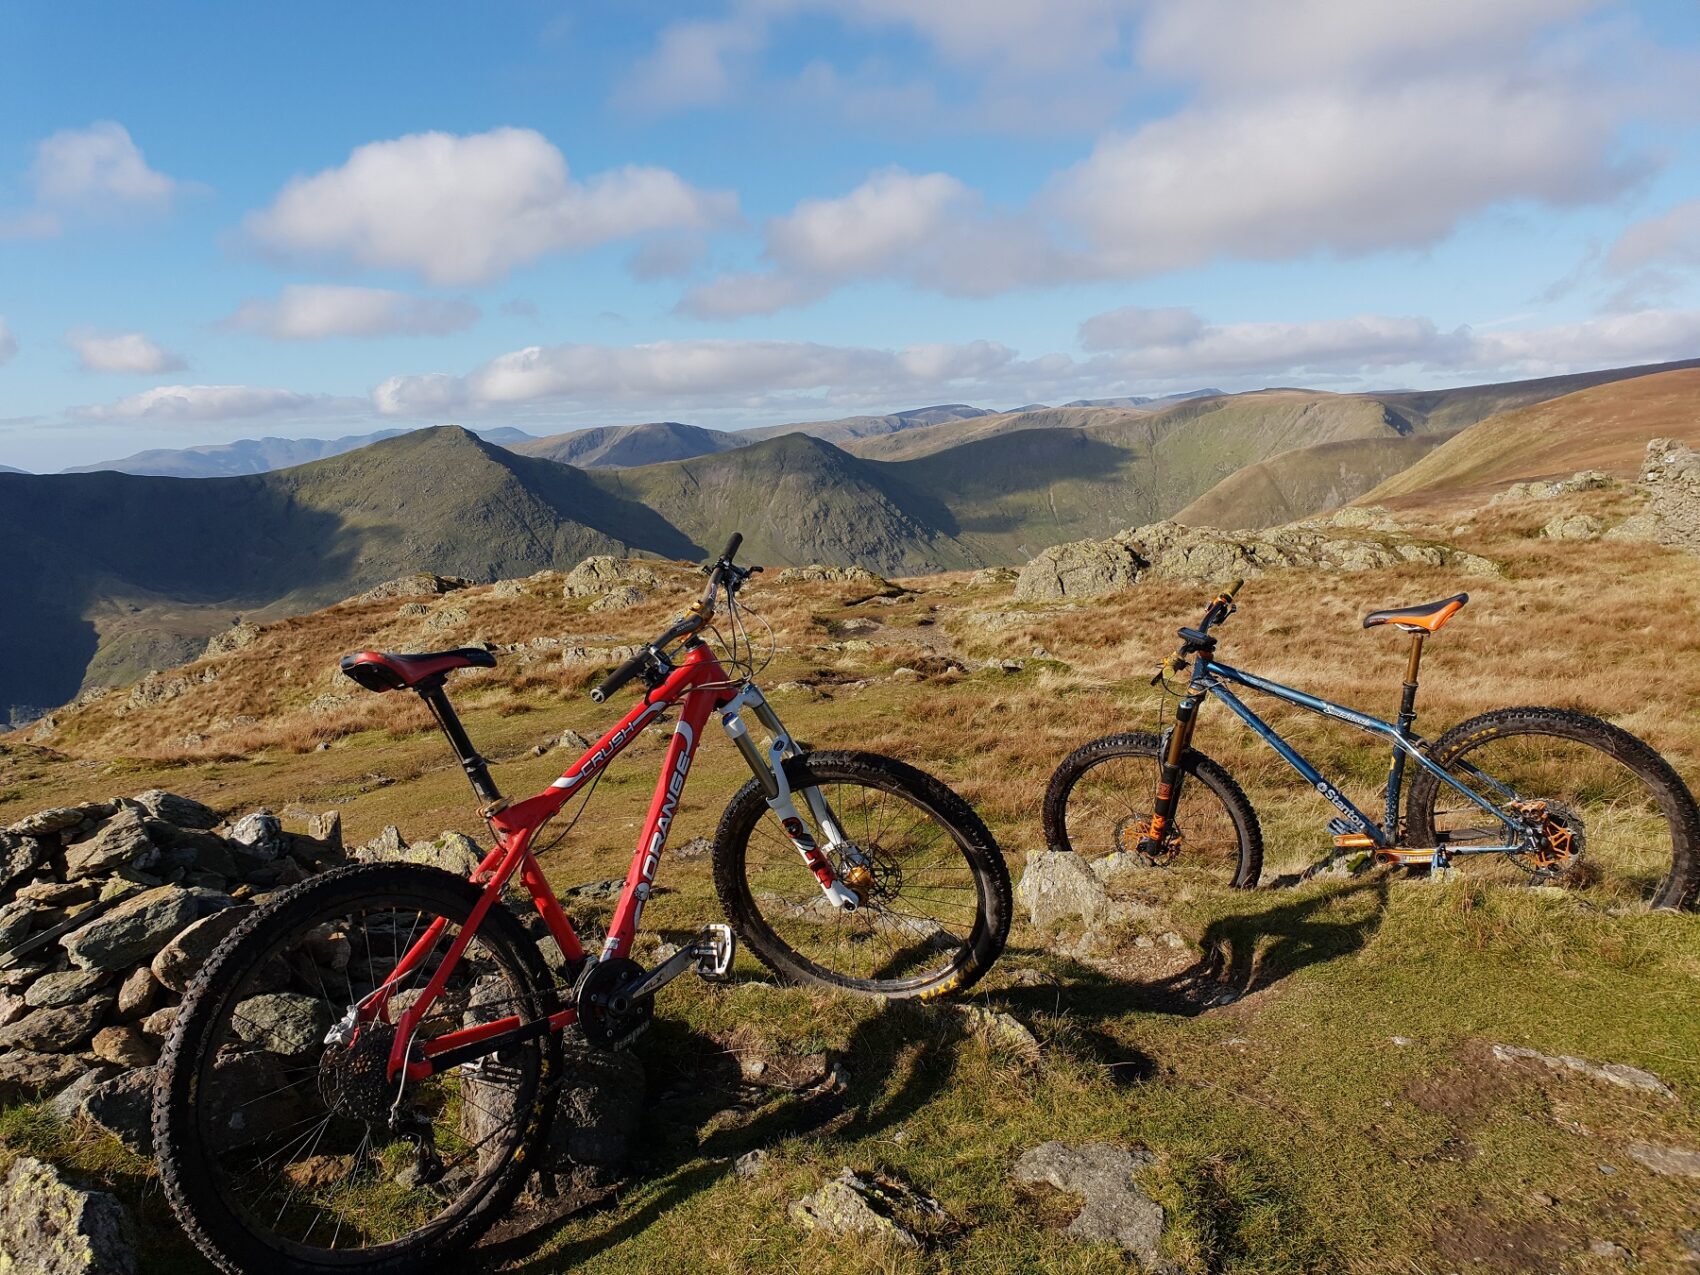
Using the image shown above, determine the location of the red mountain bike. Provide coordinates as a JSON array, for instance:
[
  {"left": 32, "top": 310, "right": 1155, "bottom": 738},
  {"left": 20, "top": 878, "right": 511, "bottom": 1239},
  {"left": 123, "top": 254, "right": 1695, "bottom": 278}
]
[{"left": 154, "top": 534, "right": 1010, "bottom": 1274}]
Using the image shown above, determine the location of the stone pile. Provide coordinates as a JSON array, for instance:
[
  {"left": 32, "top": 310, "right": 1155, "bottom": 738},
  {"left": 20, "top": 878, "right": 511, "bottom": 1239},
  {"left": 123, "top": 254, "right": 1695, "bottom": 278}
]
[
  {"left": 0, "top": 790, "right": 344, "bottom": 1136},
  {"left": 1608, "top": 438, "right": 1700, "bottom": 555},
  {"left": 1015, "top": 513, "right": 1499, "bottom": 602}
]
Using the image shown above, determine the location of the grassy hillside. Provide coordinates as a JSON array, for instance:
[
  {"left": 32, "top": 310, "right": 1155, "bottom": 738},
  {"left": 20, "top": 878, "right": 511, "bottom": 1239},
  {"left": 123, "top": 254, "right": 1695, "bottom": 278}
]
[
  {"left": 587, "top": 432, "right": 979, "bottom": 574},
  {"left": 844, "top": 405, "right": 1151, "bottom": 461},
  {"left": 5, "top": 487, "right": 1699, "bottom": 1273},
  {"left": 1369, "top": 357, "right": 1700, "bottom": 435},
  {"left": 1364, "top": 368, "right": 1700, "bottom": 509},
  {"left": 0, "top": 428, "right": 689, "bottom": 717},
  {"left": 511, "top": 420, "right": 738, "bottom": 468},
  {"left": 1175, "top": 433, "right": 1455, "bottom": 529}
]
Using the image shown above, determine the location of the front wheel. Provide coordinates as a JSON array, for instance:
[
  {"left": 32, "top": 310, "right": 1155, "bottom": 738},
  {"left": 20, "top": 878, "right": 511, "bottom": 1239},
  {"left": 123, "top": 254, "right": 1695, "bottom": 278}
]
[
  {"left": 1405, "top": 707, "right": 1700, "bottom": 910},
  {"left": 1041, "top": 732, "right": 1263, "bottom": 888},
  {"left": 713, "top": 751, "right": 1011, "bottom": 999}
]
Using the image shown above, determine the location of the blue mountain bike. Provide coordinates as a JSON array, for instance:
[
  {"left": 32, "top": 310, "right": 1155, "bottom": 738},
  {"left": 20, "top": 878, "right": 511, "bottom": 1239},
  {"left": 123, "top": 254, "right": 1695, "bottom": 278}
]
[{"left": 1043, "top": 582, "right": 1700, "bottom": 909}]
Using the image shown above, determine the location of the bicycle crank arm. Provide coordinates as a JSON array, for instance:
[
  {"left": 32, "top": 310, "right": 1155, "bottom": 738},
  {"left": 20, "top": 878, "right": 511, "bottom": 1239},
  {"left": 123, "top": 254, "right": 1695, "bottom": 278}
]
[{"left": 615, "top": 924, "right": 737, "bottom": 1004}]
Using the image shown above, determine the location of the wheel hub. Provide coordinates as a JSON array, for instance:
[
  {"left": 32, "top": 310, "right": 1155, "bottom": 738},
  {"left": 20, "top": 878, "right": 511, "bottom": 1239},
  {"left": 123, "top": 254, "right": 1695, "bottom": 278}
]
[
  {"left": 1116, "top": 814, "right": 1181, "bottom": 866},
  {"left": 841, "top": 844, "right": 901, "bottom": 901}
]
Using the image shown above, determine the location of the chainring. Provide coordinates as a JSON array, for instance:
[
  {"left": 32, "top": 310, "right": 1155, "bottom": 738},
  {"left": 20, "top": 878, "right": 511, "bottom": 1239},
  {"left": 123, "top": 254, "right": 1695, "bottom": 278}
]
[{"left": 573, "top": 956, "right": 653, "bottom": 1049}]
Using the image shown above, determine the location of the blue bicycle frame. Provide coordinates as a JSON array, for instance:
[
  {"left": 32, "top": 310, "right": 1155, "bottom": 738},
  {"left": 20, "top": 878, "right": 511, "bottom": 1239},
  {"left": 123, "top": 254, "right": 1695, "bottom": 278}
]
[{"left": 1179, "top": 656, "right": 1528, "bottom": 855}]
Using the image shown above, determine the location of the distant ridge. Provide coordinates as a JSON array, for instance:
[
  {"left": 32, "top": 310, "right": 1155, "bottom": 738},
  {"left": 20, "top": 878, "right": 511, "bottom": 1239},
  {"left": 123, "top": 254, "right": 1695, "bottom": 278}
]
[
  {"left": 513, "top": 420, "right": 738, "bottom": 468},
  {"left": 65, "top": 425, "right": 536, "bottom": 479}
]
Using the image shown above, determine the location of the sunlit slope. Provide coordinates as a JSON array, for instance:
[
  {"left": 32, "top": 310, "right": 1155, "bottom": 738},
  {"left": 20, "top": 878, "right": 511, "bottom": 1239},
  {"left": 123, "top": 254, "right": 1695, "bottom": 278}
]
[
  {"left": 1175, "top": 433, "right": 1454, "bottom": 529},
  {"left": 1362, "top": 368, "right": 1700, "bottom": 508}
]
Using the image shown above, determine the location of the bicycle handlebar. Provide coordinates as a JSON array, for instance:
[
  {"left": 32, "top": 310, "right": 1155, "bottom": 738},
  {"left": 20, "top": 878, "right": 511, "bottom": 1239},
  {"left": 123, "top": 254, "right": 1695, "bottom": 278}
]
[
  {"left": 1152, "top": 579, "right": 1245, "bottom": 685},
  {"left": 589, "top": 530, "right": 759, "bottom": 703}
]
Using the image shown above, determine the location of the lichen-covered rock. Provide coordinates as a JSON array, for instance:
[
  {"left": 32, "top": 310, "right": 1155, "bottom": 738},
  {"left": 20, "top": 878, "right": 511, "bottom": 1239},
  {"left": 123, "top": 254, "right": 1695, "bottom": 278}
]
[
  {"left": 1541, "top": 513, "right": 1605, "bottom": 541},
  {"left": 1016, "top": 851, "right": 1121, "bottom": 931},
  {"left": 1014, "top": 539, "right": 1143, "bottom": 601},
  {"left": 0, "top": 1050, "right": 86, "bottom": 1100},
  {"left": 789, "top": 1168, "right": 950, "bottom": 1248},
  {"left": 969, "top": 566, "right": 1019, "bottom": 587},
  {"left": 150, "top": 904, "right": 252, "bottom": 993},
  {"left": 1493, "top": 470, "right": 1614, "bottom": 503},
  {"left": 227, "top": 810, "right": 287, "bottom": 861},
  {"left": 355, "top": 829, "right": 481, "bottom": 877},
  {"left": 589, "top": 584, "right": 646, "bottom": 612},
  {"left": 231, "top": 992, "right": 332, "bottom": 1056},
  {"left": 355, "top": 573, "right": 472, "bottom": 603},
  {"left": 774, "top": 563, "right": 890, "bottom": 587},
  {"left": 64, "top": 809, "right": 161, "bottom": 881},
  {"left": 201, "top": 622, "right": 261, "bottom": 658},
  {"left": 0, "top": 997, "right": 112, "bottom": 1054},
  {"left": 0, "top": 1156, "right": 136, "bottom": 1275},
  {"left": 61, "top": 886, "right": 199, "bottom": 970},
  {"left": 1013, "top": 1141, "right": 1168, "bottom": 1269},
  {"left": 76, "top": 1066, "right": 158, "bottom": 1154},
  {"left": 23, "top": 970, "right": 110, "bottom": 1009},
  {"left": 8, "top": 804, "right": 112, "bottom": 839},
  {"left": 563, "top": 556, "right": 661, "bottom": 598},
  {"left": 1607, "top": 438, "right": 1700, "bottom": 555}
]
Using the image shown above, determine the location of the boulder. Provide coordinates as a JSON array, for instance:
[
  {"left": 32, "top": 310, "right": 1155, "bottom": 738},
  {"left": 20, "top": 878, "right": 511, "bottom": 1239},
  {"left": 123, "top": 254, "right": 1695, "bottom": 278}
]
[
  {"left": 63, "top": 809, "right": 161, "bottom": 881},
  {"left": 1607, "top": 438, "right": 1700, "bottom": 555},
  {"left": 969, "top": 566, "right": 1019, "bottom": 587},
  {"left": 789, "top": 1168, "right": 950, "bottom": 1248},
  {"left": 7, "top": 805, "right": 111, "bottom": 839},
  {"left": 1016, "top": 851, "right": 1122, "bottom": 931},
  {"left": 0, "top": 1156, "right": 135, "bottom": 1275},
  {"left": 132, "top": 790, "right": 220, "bottom": 830},
  {"left": 589, "top": 584, "right": 646, "bottom": 612},
  {"left": 113, "top": 968, "right": 160, "bottom": 1021},
  {"left": 150, "top": 904, "right": 251, "bottom": 993},
  {"left": 1541, "top": 513, "right": 1605, "bottom": 541},
  {"left": 0, "top": 997, "right": 112, "bottom": 1054},
  {"left": 0, "top": 1050, "right": 86, "bottom": 1101},
  {"left": 227, "top": 810, "right": 287, "bottom": 862},
  {"left": 774, "top": 564, "right": 890, "bottom": 587},
  {"left": 61, "top": 886, "right": 199, "bottom": 971},
  {"left": 77, "top": 1067, "right": 158, "bottom": 1154},
  {"left": 355, "top": 573, "right": 471, "bottom": 603},
  {"left": 23, "top": 969, "right": 111, "bottom": 1009},
  {"left": 90, "top": 1025, "right": 156, "bottom": 1069},
  {"left": 201, "top": 623, "right": 261, "bottom": 658},
  {"left": 1014, "top": 1141, "right": 1168, "bottom": 1269},
  {"left": 563, "top": 556, "right": 660, "bottom": 598},
  {"left": 231, "top": 992, "right": 332, "bottom": 1056},
  {"left": 356, "top": 829, "right": 481, "bottom": 877},
  {"left": 0, "top": 831, "right": 48, "bottom": 898},
  {"left": 1015, "top": 539, "right": 1143, "bottom": 602}
]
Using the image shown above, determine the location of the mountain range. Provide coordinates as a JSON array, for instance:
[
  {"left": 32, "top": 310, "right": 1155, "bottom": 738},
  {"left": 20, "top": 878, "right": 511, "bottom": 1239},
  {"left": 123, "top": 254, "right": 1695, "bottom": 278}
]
[{"left": 4, "top": 357, "right": 1699, "bottom": 722}]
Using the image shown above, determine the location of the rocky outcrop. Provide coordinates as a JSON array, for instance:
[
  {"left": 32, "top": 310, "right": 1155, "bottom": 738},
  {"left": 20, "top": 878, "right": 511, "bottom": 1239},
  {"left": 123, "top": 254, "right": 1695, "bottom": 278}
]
[
  {"left": 774, "top": 564, "right": 891, "bottom": 587},
  {"left": 1607, "top": 438, "right": 1700, "bottom": 555},
  {"left": 0, "top": 1156, "right": 135, "bottom": 1275},
  {"left": 562, "top": 556, "right": 661, "bottom": 599},
  {"left": 1491, "top": 471, "right": 1613, "bottom": 503},
  {"left": 1540, "top": 513, "right": 1605, "bottom": 541},
  {"left": 790, "top": 1168, "right": 951, "bottom": 1248},
  {"left": 355, "top": 573, "right": 472, "bottom": 603},
  {"left": 1015, "top": 515, "right": 1499, "bottom": 601},
  {"left": 0, "top": 792, "right": 343, "bottom": 1114},
  {"left": 201, "top": 622, "right": 261, "bottom": 659},
  {"left": 1013, "top": 1142, "right": 1170, "bottom": 1269}
]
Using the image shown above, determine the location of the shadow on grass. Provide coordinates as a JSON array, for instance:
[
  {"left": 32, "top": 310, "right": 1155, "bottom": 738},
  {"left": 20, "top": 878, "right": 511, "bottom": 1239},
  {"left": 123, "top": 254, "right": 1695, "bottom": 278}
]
[{"left": 478, "top": 991, "right": 982, "bottom": 1271}]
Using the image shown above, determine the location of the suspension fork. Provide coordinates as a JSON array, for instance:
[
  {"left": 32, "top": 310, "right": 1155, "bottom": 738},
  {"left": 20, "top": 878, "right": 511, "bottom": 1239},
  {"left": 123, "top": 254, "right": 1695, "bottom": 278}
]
[
  {"left": 1141, "top": 689, "right": 1204, "bottom": 853},
  {"left": 719, "top": 685, "right": 860, "bottom": 910}
]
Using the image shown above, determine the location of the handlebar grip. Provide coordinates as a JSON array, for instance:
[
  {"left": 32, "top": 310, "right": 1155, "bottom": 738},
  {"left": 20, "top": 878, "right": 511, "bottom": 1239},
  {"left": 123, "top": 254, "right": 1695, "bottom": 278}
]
[
  {"left": 719, "top": 532, "right": 742, "bottom": 564},
  {"left": 589, "top": 649, "right": 650, "bottom": 704},
  {"left": 1224, "top": 578, "right": 1244, "bottom": 599}
]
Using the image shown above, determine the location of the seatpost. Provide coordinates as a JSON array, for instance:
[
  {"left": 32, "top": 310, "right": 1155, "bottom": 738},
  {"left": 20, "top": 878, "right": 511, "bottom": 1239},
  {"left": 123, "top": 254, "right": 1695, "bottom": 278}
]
[
  {"left": 414, "top": 680, "right": 503, "bottom": 808},
  {"left": 1381, "top": 632, "right": 1425, "bottom": 839}
]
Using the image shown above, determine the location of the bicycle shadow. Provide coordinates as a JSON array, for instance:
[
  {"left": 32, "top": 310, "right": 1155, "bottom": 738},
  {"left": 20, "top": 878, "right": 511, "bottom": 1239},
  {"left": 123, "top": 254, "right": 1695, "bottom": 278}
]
[
  {"left": 476, "top": 990, "right": 1020, "bottom": 1271},
  {"left": 477, "top": 875, "right": 1388, "bottom": 1269}
]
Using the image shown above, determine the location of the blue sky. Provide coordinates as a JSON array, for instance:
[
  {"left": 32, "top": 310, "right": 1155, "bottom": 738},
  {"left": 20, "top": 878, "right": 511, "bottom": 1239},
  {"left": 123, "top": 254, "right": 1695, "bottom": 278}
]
[{"left": 2, "top": 0, "right": 1699, "bottom": 471}]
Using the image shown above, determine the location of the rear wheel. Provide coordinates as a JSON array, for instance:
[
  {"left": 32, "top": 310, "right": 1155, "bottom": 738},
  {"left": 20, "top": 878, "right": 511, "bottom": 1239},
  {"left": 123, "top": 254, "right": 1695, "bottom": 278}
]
[
  {"left": 713, "top": 751, "right": 1011, "bottom": 999},
  {"left": 154, "top": 864, "right": 561, "bottom": 1275},
  {"left": 1042, "top": 732, "right": 1262, "bottom": 887},
  {"left": 1405, "top": 707, "right": 1700, "bottom": 909}
]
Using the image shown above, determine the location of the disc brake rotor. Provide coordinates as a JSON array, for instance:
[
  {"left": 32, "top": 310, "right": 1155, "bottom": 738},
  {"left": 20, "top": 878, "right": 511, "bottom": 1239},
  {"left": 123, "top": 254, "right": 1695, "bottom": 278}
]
[
  {"left": 1115, "top": 814, "right": 1181, "bottom": 866},
  {"left": 840, "top": 843, "right": 902, "bottom": 902},
  {"left": 1508, "top": 798, "right": 1587, "bottom": 877}
]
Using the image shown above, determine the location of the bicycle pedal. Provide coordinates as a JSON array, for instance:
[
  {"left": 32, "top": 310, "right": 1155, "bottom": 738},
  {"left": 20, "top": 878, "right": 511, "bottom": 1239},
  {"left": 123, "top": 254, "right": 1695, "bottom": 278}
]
[{"left": 695, "top": 923, "right": 735, "bottom": 980}]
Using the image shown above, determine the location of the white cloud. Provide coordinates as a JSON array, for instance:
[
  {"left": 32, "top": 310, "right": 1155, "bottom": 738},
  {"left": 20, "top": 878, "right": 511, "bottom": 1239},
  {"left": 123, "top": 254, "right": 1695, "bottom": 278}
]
[
  {"left": 1137, "top": 0, "right": 1602, "bottom": 89},
  {"left": 1077, "top": 304, "right": 1700, "bottom": 385},
  {"left": 0, "top": 318, "right": 15, "bottom": 366},
  {"left": 66, "top": 329, "right": 187, "bottom": 374},
  {"left": 679, "top": 168, "right": 985, "bottom": 317},
  {"left": 245, "top": 128, "right": 737, "bottom": 286},
  {"left": 77, "top": 385, "right": 323, "bottom": 422},
  {"left": 0, "top": 122, "right": 187, "bottom": 239},
  {"left": 626, "top": 234, "right": 710, "bottom": 282},
  {"left": 222, "top": 285, "right": 479, "bottom": 341},
  {"left": 618, "top": 12, "right": 769, "bottom": 112},
  {"left": 32, "top": 122, "right": 181, "bottom": 209},
  {"left": 372, "top": 335, "right": 1050, "bottom": 416},
  {"left": 1051, "top": 73, "right": 1640, "bottom": 276},
  {"left": 1609, "top": 199, "right": 1700, "bottom": 274}
]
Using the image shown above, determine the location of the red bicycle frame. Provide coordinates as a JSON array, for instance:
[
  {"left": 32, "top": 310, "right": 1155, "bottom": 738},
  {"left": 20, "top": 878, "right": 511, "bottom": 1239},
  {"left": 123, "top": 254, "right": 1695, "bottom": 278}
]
[{"left": 374, "top": 643, "right": 744, "bottom": 1081}]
